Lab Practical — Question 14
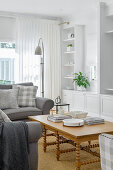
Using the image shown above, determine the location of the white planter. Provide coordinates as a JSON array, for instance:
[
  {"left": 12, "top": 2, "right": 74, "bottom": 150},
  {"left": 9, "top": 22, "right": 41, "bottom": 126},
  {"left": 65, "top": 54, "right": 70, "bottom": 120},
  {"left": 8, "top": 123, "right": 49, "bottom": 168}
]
[
  {"left": 77, "top": 86, "right": 86, "bottom": 91},
  {"left": 67, "top": 46, "right": 72, "bottom": 52}
]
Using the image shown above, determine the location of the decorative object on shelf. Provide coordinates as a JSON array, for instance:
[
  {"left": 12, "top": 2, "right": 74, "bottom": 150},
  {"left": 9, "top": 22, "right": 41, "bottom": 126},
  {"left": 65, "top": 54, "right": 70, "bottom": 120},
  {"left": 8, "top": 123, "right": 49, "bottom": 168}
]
[
  {"left": 67, "top": 33, "right": 74, "bottom": 39},
  {"left": 73, "top": 72, "right": 90, "bottom": 91},
  {"left": 63, "top": 119, "right": 84, "bottom": 127},
  {"left": 71, "top": 33, "right": 74, "bottom": 38},
  {"left": 67, "top": 44, "right": 72, "bottom": 52},
  {"left": 55, "top": 96, "right": 61, "bottom": 104},
  {"left": 35, "top": 38, "right": 44, "bottom": 97},
  {"left": 67, "top": 33, "right": 72, "bottom": 39},
  {"left": 90, "top": 65, "right": 97, "bottom": 80},
  {"left": 76, "top": 86, "right": 86, "bottom": 91}
]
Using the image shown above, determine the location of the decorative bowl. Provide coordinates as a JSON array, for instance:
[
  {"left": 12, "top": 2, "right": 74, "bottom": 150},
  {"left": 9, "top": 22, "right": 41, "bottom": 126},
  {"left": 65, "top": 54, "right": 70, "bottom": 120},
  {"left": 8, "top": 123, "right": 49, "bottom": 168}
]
[{"left": 70, "top": 111, "right": 88, "bottom": 119}]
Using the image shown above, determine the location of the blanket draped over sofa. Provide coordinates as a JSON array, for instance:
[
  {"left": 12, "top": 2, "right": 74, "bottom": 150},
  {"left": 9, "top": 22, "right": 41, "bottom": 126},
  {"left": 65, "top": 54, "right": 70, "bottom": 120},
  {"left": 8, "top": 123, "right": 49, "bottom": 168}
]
[{"left": 0, "top": 122, "right": 29, "bottom": 170}]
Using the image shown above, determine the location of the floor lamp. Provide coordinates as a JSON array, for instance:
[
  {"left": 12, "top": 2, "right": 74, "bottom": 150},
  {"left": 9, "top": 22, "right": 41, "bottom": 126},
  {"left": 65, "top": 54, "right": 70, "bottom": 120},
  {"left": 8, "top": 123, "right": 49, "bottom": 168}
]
[{"left": 35, "top": 38, "right": 44, "bottom": 97}]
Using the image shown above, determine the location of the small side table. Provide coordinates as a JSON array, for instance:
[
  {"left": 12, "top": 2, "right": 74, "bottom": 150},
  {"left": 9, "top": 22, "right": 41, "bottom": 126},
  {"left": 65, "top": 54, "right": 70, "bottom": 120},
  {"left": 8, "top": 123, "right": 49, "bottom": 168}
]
[{"left": 54, "top": 103, "right": 70, "bottom": 114}]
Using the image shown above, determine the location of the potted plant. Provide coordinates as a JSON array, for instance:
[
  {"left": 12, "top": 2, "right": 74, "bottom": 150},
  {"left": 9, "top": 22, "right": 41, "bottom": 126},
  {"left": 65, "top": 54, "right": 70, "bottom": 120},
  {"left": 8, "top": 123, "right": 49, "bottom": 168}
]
[
  {"left": 67, "top": 44, "right": 72, "bottom": 52},
  {"left": 73, "top": 72, "right": 90, "bottom": 91}
]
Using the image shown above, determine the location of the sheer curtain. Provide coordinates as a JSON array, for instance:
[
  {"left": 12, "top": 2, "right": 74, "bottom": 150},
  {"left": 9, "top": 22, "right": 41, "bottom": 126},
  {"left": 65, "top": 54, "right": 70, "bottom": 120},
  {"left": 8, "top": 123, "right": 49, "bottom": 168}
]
[{"left": 16, "top": 16, "right": 61, "bottom": 99}]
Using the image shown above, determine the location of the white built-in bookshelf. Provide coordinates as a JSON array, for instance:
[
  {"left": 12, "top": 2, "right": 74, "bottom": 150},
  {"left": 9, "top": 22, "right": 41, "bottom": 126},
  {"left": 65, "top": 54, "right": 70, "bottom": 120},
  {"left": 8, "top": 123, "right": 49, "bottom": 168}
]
[{"left": 61, "top": 25, "right": 84, "bottom": 91}]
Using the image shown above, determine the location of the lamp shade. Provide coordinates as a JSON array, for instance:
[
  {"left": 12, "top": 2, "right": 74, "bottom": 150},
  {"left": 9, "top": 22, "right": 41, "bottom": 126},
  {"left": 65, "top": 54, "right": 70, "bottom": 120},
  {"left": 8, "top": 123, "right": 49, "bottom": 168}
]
[{"left": 35, "top": 45, "right": 42, "bottom": 55}]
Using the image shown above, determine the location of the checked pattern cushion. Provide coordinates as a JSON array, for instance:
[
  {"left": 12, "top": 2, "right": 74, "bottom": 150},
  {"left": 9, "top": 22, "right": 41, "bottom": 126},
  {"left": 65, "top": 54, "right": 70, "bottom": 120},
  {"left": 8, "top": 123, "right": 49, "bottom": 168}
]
[{"left": 13, "top": 85, "right": 38, "bottom": 107}]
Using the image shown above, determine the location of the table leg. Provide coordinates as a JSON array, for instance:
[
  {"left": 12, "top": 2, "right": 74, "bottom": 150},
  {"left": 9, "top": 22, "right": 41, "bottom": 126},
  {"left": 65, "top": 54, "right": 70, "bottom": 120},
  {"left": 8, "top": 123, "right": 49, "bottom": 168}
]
[
  {"left": 68, "top": 105, "right": 70, "bottom": 112},
  {"left": 88, "top": 141, "right": 91, "bottom": 145},
  {"left": 76, "top": 142, "right": 81, "bottom": 170},
  {"left": 43, "top": 126, "right": 47, "bottom": 152},
  {"left": 56, "top": 132, "right": 60, "bottom": 161},
  {"left": 56, "top": 105, "right": 58, "bottom": 114}
]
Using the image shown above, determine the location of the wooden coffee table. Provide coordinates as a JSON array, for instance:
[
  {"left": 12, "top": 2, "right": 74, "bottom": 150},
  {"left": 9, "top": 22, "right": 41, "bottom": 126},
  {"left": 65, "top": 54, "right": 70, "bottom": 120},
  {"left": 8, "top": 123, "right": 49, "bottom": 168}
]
[{"left": 29, "top": 115, "right": 113, "bottom": 170}]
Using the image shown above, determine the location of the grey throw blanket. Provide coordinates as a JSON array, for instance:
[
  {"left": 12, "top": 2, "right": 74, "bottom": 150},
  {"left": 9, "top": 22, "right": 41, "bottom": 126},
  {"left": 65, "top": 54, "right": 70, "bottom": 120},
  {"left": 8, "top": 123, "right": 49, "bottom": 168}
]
[{"left": 0, "top": 121, "right": 29, "bottom": 170}]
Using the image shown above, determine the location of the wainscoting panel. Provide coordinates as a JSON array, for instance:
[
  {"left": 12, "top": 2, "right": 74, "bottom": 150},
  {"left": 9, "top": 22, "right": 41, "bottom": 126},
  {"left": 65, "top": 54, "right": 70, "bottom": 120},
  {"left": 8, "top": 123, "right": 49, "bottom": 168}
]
[
  {"left": 85, "top": 94, "right": 100, "bottom": 116},
  {"left": 101, "top": 95, "right": 113, "bottom": 121},
  {"left": 62, "top": 90, "right": 113, "bottom": 121}
]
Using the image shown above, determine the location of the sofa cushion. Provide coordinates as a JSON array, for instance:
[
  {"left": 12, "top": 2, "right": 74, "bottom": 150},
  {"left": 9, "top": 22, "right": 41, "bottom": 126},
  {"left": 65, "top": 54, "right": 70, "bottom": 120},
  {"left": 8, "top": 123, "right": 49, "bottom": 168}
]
[
  {"left": 13, "top": 85, "right": 38, "bottom": 107},
  {"left": 3, "top": 107, "right": 42, "bottom": 120},
  {"left": 0, "top": 109, "right": 11, "bottom": 122},
  {"left": 0, "top": 89, "right": 19, "bottom": 109}
]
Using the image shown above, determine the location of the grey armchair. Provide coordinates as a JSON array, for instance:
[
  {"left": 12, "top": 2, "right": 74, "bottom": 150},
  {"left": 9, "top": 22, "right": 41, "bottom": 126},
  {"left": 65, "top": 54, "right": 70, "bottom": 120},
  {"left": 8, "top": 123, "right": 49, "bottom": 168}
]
[{"left": 99, "top": 133, "right": 113, "bottom": 170}]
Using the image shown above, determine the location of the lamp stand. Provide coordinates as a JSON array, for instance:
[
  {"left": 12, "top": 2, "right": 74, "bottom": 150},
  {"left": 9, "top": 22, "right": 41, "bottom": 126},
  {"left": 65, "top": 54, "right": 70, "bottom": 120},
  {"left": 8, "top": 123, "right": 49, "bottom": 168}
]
[
  {"left": 40, "top": 39, "right": 44, "bottom": 97},
  {"left": 35, "top": 38, "right": 44, "bottom": 97},
  {"left": 41, "top": 49, "right": 44, "bottom": 97}
]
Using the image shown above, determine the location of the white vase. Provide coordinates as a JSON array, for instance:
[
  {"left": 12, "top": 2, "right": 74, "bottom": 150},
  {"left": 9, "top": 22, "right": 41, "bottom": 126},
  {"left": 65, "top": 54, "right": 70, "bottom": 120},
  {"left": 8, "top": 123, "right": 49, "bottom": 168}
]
[
  {"left": 77, "top": 86, "right": 86, "bottom": 91},
  {"left": 67, "top": 46, "right": 72, "bottom": 52}
]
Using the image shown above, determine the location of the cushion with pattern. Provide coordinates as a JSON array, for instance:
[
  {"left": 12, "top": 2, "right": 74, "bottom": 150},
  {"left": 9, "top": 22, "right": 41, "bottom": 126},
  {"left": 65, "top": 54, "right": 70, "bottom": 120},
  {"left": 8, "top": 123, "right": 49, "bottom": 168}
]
[{"left": 13, "top": 85, "right": 38, "bottom": 107}]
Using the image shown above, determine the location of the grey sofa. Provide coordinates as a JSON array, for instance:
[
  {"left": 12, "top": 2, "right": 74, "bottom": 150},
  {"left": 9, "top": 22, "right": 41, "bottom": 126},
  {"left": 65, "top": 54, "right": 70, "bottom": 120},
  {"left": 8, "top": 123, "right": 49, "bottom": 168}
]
[
  {"left": 0, "top": 82, "right": 54, "bottom": 121},
  {"left": 27, "top": 121, "right": 42, "bottom": 170},
  {"left": 0, "top": 82, "right": 54, "bottom": 170}
]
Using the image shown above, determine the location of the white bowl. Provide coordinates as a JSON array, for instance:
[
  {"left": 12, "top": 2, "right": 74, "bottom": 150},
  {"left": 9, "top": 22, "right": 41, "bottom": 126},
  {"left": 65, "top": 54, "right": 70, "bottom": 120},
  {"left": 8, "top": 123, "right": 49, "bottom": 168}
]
[
  {"left": 63, "top": 119, "right": 84, "bottom": 127},
  {"left": 70, "top": 111, "right": 88, "bottom": 119}
]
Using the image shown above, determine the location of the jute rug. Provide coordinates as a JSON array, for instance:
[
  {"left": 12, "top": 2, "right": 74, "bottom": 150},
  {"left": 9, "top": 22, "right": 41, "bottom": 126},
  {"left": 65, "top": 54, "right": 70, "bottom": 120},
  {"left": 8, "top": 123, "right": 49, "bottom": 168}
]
[{"left": 38, "top": 136, "right": 101, "bottom": 170}]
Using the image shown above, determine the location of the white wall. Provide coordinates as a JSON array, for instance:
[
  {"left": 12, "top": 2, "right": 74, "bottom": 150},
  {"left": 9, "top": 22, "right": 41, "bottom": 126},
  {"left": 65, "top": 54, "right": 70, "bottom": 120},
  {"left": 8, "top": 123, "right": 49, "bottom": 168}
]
[
  {"left": 0, "top": 16, "right": 16, "bottom": 42},
  {"left": 84, "top": 23, "right": 97, "bottom": 92}
]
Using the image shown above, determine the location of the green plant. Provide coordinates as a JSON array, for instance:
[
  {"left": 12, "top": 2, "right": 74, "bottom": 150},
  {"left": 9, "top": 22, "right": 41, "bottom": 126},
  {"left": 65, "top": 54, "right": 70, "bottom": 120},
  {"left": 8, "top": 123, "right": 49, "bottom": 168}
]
[
  {"left": 67, "top": 44, "right": 72, "bottom": 47},
  {"left": 73, "top": 72, "right": 90, "bottom": 88}
]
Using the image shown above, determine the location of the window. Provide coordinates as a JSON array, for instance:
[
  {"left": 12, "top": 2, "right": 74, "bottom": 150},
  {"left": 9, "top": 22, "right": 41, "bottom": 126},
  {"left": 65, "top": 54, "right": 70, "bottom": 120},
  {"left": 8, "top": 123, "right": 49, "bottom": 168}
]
[{"left": 0, "top": 42, "right": 15, "bottom": 84}]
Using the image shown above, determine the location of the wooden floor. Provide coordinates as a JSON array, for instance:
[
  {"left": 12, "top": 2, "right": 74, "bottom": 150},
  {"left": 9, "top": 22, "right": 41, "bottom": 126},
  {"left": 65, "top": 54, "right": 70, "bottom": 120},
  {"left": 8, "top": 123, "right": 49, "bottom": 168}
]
[{"left": 38, "top": 137, "right": 101, "bottom": 170}]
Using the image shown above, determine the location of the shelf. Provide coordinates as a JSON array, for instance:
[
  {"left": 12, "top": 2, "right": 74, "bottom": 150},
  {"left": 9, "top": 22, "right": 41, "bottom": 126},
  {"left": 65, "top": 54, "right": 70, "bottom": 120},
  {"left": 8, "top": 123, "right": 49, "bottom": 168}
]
[
  {"left": 63, "top": 38, "right": 75, "bottom": 42},
  {"left": 64, "top": 51, "right": 75, "bottom": 54},
  {"left": 63, "top": 27, "right": 74, "bottom": 30},
  {"left": 64, "top": 76, "right": 73, "bottom": 79},
  {"left": 63, "top": 88, "right": 74, "bottom": 91},
  {"left": 105, "top": 30, "right": 113, "bottom": 33},
  {"left": 106, "top": 88, "right": 113, "bottom": 91},
  {"left": 64, "top": 64, "right": 74, "bottom": 67}
]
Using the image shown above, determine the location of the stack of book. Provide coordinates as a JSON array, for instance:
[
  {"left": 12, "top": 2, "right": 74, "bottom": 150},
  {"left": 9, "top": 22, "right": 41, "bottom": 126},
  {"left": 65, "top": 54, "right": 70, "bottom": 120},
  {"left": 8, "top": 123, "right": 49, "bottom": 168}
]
[
  {"left": 47, "top": 114, "right": 72, "bottom": 122},
  {"left": 84, "top": 117, "right": 104, "bottom": 125}
]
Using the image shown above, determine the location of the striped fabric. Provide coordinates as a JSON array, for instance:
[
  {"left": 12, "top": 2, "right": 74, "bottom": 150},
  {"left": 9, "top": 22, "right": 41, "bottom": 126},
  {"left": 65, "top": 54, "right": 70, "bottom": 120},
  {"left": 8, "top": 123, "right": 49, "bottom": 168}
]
[
  {"left": 13, "top": 85, "right": 38, "bottom": 107},
  {"left": 99, "top": 133, "right": 113, "bottom": 170}
]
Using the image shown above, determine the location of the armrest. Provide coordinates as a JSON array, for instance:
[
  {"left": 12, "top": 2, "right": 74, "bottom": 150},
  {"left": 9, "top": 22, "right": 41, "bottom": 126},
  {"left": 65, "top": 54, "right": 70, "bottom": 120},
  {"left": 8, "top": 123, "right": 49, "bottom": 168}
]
[
  {"left": 36, "top": 97, "right": 54, "bottom": 112},
  {"left": 27, "top": 122, "right": 43, "bottom": 143}
]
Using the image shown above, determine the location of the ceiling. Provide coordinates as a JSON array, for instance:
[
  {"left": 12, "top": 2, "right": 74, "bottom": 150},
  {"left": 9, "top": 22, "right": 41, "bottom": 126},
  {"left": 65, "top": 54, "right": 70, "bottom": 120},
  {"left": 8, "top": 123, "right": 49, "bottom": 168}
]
[{"left": 0, "top": 0, "right": 98, "bottom": 20}]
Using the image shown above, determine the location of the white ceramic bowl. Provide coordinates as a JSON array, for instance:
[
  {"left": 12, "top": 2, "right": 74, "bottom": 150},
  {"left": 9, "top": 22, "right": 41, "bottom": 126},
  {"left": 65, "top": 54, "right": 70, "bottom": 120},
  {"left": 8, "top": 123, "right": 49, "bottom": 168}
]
[
  {"left": 70, "top": 111, "right": 88, "bottom": 119},
  {"left": 63, "top": 119, "right": 84, "bottom": 127}
]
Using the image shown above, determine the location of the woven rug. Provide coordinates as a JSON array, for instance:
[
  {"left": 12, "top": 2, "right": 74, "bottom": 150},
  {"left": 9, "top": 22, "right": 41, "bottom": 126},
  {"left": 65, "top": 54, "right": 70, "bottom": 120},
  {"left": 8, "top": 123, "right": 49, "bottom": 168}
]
[{"left": 38, "top": 136, "right": 101, "bottom": 170}]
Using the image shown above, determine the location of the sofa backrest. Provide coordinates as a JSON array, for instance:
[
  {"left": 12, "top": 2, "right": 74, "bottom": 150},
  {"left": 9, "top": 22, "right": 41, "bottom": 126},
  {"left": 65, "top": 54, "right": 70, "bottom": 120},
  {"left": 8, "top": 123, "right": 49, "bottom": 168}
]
[{"left": 0, "top": 82, "right": 33, "bottom": 89}]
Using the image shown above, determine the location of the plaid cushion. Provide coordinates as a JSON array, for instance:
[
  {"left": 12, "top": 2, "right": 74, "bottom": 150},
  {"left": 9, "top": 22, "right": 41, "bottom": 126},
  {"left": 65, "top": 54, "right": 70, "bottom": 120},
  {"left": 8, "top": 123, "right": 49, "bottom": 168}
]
[
  {"left": 99, "top": 133, "right": 113, "bottom": 170},
  {"left": 13, "top": 85, "right": 38, "bottom": 107}
]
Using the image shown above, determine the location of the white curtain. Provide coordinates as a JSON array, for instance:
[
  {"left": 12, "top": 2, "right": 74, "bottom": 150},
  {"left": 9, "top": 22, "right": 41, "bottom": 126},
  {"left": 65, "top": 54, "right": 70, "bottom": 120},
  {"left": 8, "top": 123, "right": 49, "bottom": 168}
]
[{"left": 16, "top": 16, "right": 61, "bottom": 99}]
